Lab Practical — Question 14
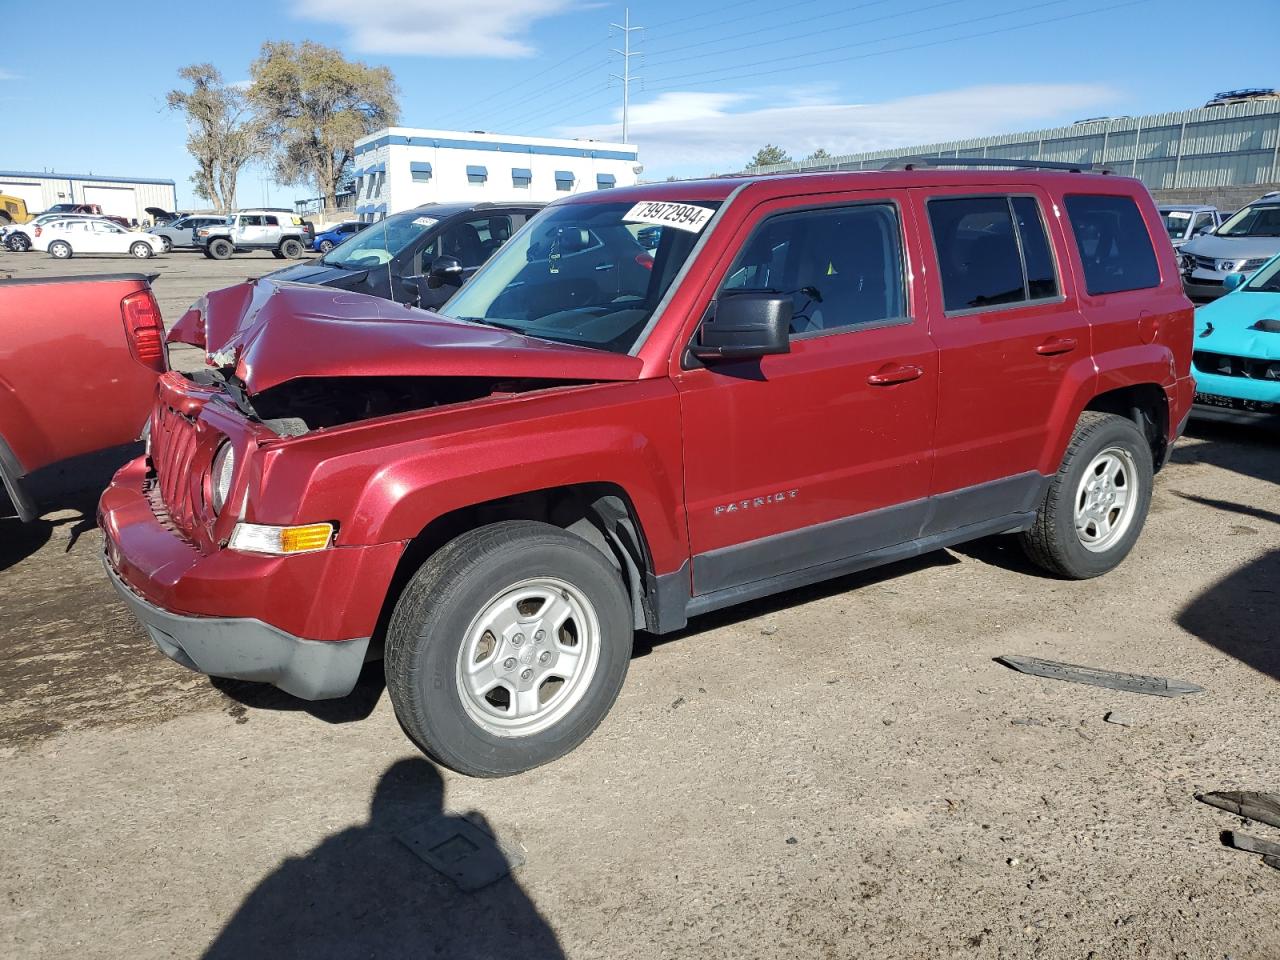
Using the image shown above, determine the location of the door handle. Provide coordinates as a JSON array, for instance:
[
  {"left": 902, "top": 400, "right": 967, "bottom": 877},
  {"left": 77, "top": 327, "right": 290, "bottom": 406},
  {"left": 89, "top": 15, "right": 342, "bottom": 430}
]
[
  {"left": 867, "top": 363, "right": 924, "bottom": 386},
  {"left": 594, "top": 262, "right": 616, "bottom": 271},
  {"left": 1035, "top": 336, "right": 1078, "bottom": 356}
]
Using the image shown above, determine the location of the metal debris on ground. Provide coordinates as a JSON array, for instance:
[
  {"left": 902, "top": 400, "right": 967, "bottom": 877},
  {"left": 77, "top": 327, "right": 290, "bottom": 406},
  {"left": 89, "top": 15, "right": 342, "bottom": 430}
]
[
  {"left": 994, "top": 655, "right": 1205, "bottom": 698},
  {"left": 1103, "top": 711, "right": 1133, "bottom": 726},
  {"left": 396, "top": 813, "right": 525, "bottom": 891},
  {"left": 1196, "top": 791, "right": 1280, "bottom": 830},
  {"left": 1222, "top": 831, "right": 1280, "bottom": 860}
]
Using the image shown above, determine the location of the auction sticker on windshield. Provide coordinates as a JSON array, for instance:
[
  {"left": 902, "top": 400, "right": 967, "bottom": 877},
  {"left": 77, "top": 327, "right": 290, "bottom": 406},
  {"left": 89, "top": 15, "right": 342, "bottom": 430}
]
[
  {"left": 412, "top": 216, "right": 439, "bottom": 228},
  {"left": 623, "top": 201, "right": 714, "bottom": 233}
]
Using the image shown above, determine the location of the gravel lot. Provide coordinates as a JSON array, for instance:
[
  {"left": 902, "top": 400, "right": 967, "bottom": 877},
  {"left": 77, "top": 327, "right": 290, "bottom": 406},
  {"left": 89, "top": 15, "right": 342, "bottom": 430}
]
[{"left": 1, "top": 245, "right": 1278, "bottom": 959}]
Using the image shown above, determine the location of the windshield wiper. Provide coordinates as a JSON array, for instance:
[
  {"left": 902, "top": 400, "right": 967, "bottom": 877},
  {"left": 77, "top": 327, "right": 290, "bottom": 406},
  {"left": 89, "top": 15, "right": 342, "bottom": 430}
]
[{"left": 455, "top": 316, "right": 528, "bottom": 333}]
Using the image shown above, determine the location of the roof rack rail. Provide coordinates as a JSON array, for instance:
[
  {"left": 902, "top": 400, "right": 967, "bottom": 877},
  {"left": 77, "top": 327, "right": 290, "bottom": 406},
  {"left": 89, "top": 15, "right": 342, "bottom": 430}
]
[{"left": 881, "top": 156, "right": 1113, "bottom": 174}]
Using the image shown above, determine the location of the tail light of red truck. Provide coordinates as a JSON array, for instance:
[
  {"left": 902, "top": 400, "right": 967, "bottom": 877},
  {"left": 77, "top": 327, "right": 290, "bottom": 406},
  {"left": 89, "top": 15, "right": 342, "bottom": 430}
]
[{"left": 121, "top": 290, "right": 167, "bottom": 372}]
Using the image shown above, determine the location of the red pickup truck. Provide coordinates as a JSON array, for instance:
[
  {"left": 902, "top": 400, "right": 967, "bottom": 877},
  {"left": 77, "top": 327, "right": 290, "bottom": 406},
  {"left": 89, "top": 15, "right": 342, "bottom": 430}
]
[
  {"left": 2, "top": 274, "right": 166, "bottom": 521},
  {"left": 100, "top": 163, "right": 1194, "bottom": 776}
]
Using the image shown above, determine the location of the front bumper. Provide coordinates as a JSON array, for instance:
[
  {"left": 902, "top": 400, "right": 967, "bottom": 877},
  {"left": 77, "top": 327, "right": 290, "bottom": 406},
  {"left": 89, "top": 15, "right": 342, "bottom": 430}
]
[
  {"left": 1182, "top": 272, "right": 1227, "bottom": 300},
  {"left": 99, "top": 454, "right": 405, "bottom": 699},
  {"left": 106, "top": 558, "right": 368, "bottom": 699}
]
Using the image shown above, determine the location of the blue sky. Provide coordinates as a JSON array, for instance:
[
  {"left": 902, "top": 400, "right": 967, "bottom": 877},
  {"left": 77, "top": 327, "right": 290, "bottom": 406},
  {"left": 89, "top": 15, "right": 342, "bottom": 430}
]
[{"left": 2, "top": 0, "right": 1275, "bottom": 208}]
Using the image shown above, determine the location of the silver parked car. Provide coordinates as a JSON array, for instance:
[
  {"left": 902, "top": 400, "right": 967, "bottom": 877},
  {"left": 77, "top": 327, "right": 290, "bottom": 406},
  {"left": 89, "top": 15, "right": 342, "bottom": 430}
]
[
  {"left": 1180, "top": 194, "right": 1280, "bottom": 300},
  {"left": 147, "top": 215, "right": 229, "bottom": 252},
  {"left": 1159, "top": 204, "right": 1223, "bottom": 248}
]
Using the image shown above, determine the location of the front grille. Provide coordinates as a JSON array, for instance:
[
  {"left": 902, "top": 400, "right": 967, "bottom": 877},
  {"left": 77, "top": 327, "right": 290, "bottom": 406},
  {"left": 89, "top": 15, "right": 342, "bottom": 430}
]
[
  {"left": 148, "top": 404, "right": 204, "bottom": 540},
  {"left": 1193, "top": 350, "right": 1280, "bottom": 381},
  {"left": 1193, "top": 255, "right": 1216, "bottom": 271}
]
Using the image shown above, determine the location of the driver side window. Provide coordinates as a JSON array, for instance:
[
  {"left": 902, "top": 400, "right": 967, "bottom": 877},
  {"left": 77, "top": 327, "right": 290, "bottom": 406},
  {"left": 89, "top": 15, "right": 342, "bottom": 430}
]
[{"left": 719, "top": 203, "right": 906, "bottom": 336}]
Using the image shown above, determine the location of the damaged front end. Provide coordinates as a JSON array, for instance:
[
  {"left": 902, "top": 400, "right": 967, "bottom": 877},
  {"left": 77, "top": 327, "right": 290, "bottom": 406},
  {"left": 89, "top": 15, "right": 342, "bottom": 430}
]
[{"left": 169, "top": 279, "right": 643, "bottom": 434}]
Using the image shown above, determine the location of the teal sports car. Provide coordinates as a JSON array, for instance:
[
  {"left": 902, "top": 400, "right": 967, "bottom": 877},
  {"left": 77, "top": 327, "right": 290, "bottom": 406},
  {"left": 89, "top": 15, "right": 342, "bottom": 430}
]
[{"left": 1192, "top": 253, "right": 1280, "bottom": 417}]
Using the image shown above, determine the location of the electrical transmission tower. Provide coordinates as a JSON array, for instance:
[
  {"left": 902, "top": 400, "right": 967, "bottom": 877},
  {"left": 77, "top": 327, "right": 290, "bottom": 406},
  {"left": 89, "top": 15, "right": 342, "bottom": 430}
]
[{"left": 610, "top": 8, "right": 642, "bottom": 143}]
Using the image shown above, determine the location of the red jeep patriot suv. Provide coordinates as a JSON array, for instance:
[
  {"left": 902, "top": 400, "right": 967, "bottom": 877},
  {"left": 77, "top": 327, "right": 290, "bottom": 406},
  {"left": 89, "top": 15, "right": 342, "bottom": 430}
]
[{"left": 100, "top": 160, "right": 1194, "bottom": 776}]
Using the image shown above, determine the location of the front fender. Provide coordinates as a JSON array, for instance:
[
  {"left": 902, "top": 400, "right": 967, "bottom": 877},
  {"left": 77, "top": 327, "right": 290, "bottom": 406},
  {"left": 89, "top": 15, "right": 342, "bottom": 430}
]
[{"left": 256, "top": 380, "right": 691, "bottom": 575}]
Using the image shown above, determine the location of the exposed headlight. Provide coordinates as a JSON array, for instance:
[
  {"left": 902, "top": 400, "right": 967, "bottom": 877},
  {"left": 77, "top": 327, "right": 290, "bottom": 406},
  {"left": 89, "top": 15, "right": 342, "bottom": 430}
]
[
  {"left": 211, "top": 442, "right": 235, "bottom": 514},
  {"left": 228, "top": 522, "right": 335, "bottom": 555},
  {"left": 1242, "top": 258, "right": 1269, "bottom": 271}
]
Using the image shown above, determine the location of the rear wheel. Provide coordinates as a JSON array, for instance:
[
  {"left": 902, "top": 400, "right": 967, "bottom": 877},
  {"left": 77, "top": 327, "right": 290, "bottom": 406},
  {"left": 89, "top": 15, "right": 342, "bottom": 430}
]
[
  {"left": 385, "top": 520, "right": 633, "bottom": 777},
  {"left": 280, "top": 238, "right": 304, "bottom": 259},
  {"left": 1021, "top": 412, "right": 1153, "bottom": 579},
  {"left": 129, "top": 241, "right": 153, "bottom": 259},
  {"left": 208, "top": 238, "right": 234, "bottom": 260},
  {"left": 48, "top": 240, "right": 72, "bottom": 259}
]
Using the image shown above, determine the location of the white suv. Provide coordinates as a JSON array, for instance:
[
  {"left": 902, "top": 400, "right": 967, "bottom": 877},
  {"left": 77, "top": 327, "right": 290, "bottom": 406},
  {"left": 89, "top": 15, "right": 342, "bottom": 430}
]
[{"left": 197, "top": 210, "right": 315, "bottom": 260}]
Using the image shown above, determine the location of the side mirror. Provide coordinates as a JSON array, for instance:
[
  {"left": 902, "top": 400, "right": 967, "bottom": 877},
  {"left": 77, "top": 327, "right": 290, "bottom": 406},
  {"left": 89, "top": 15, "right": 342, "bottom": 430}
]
[
  {"left": 1223, "top": 272, "right": 1247, "bottom": 292},
  {"left": 426, "top": 254, "right": 464, "bottom": 289},
  {"left": 1195, "top": 225, "right": 1215, "bottom": 236},
  {"left": 691, "top": 292, "right": 792, "bottom": 361}
]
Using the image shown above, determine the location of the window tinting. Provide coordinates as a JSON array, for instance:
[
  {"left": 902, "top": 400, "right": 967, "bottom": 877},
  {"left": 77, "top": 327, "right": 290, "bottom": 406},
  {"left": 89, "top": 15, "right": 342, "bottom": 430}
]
[
  {"left": 719, "top": 203, "right": 905, "bottom": 335},
  {"left": 1064, "top": 194, "right": 1160, "bottom": 295},
  {"left": 928, "top": 197, "right": 1025, "bottom": 311},
  {"left": 1012, "top": 197, "right": 1058, "bottom": 299}
]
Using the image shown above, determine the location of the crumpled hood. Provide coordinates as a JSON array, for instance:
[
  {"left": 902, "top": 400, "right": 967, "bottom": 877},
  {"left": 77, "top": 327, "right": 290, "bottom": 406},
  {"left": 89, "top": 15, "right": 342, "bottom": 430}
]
[
  {"left": 1195, "top": 290, "right": 1280, "bottom": 359},
  {"left": 169, "top": 279, "right": 643, "bottom": 395},
  {"left": 1181, "top": 234, "right": 1280, "bottom": 262}
]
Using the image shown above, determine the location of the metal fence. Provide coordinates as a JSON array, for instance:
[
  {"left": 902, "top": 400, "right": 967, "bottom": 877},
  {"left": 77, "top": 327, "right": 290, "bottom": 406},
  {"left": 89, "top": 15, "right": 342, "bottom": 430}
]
[{"left": 748, "top": 99, "right": 1280, "bottom": 191}]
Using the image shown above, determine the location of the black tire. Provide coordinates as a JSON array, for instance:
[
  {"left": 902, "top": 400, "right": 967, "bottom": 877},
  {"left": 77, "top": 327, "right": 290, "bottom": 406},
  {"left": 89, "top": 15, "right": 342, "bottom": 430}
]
[
  {"left": 280, "top": 238, "right": 304, "bottom": 259},
  {"left": 48, "top": 240, "right": 72, "bottom": 259},
  {"left": 1020, "top": 412, "right": 1153, "bottom": 579},
  {"left": 208, "top": 238, "right": 234, "bottom": 260},
  {"left": 8, "top": 233, "right": 30, "bottom": 252},
  {"left": 129, "top": 241, "right": 153, "bottom": 259},
  {"left": 386, "top": 520, "right": 633, "bottom": 777},
  {"left": 271, "top": 249, "right": 285, "bottom": 259}
]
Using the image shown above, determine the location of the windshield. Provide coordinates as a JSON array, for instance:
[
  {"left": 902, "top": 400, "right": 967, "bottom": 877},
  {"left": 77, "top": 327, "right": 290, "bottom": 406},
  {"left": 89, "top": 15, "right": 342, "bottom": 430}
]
[
  {"left": 1217, "top": 203, "right": 1280, "bottom": 237},
  {"left": 321, "top": 210, "right": 438, "bottom": 267},
  {"left": 1160, "top": 209, "right": 1191, "bottom": 239},
  {"left": 1243, "top": 254, "right": 1280, "bottom": 292},
  {"left": 440, "top": 198, "right": 722, "bottom": 354}
]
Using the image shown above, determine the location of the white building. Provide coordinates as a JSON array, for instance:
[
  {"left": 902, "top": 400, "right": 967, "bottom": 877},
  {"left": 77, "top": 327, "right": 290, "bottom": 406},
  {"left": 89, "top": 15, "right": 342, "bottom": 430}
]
[
  {"left": 350, "top": 128, "right": 640, "bottom": 220},
  {"left": 0, "top": 170, "right": 177, "bottom": 222}
]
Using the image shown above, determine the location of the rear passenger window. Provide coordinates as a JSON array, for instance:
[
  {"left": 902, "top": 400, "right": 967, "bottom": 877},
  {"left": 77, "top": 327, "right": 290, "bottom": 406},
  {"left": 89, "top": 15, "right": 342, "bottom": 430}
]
[
  {"left": 928, "top": 196, "right": 1059, "bottom": 312},
  {"left": 1063, "top": 194, "right": 1160, "bottom": 295},
  {"left": 720, "top": 203, "right": 906, "bottom": 335}
]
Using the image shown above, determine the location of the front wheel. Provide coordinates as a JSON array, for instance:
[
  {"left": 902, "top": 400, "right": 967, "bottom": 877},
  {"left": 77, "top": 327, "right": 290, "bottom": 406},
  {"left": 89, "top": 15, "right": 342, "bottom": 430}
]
[
  {"left": 1020, "top": 412, "right": 1153, "bottom": 579},
  {"left": 48, "top": 240, "right": 72, "bottom": 259},
  {"left": 207, "top": 238, "right": 234, "bottom": 260},
  {"left": 8, "top": 233, "right": 31, "bottom": 252},
  {"left": 318, "top": 239, "right": 334, "bottom": 253},
  {"left": 130, "top": 241, "right": 153, "bottom": 259},
  {"left": 159, "top": 236, "right": 172, "bottom": 253},
  {"left": 385, "top": 520, "right": 633, "bottom": 777}
]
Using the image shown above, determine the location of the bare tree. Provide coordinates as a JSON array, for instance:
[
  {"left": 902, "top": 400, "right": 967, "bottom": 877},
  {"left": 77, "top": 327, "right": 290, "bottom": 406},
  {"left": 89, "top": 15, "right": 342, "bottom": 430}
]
[
  {"left": 249, "top": 41, "right": 399, "bottom": 208},
  {"left": 166, "top": 64, "right": 266, "bottom": 211}
]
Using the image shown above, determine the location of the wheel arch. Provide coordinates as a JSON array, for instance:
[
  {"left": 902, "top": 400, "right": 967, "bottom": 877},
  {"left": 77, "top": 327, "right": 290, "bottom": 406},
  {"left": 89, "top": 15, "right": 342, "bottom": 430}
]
[
  {"left": 372, "top": 482, "right": 663, "bottom": 652},
  {"left": 1083, "top": 383, "right": 1170, "bottom": 470}
]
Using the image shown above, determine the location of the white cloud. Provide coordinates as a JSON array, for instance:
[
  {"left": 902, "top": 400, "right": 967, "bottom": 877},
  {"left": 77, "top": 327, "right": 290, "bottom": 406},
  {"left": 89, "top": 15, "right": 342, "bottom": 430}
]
[
  {"left": 566, "top": 83, "right": 1118, "bottom": 177},
  {"left": 294, "top": 0, "right": 578, "bottom": 58}
]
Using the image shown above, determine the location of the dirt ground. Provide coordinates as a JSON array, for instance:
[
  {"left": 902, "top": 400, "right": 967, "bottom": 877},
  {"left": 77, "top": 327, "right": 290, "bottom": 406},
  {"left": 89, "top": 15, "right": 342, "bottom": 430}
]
[{"left": 1, "top": 247, "right": 1278, "bottom": 959}]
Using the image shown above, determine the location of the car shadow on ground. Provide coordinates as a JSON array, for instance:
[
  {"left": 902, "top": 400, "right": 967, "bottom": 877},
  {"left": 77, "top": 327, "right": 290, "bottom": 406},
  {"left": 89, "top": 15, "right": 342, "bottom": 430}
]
[
  {"left": 1177, "top": 548, "right": 1280, "bottom": 683},
  {"left": 0, "top": 491, "right": 100, "bottom": 573},
  {"left": 210, "top": 659, "right": 387, "bottom": 724},
  {"left": 202, "top": 757, "right": 564, "bottom": 960}
]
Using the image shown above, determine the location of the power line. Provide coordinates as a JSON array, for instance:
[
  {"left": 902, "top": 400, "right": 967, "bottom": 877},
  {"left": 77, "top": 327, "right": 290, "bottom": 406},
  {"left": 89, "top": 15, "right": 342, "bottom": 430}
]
[
  {"left": 433, "top": 38, "right": 602, "bottom": 128},
  {"left": 470, "top": 57, "right": 611, "bottom": 129},
  {"left": 644, "top": 0, "right": 1096, "bottom": 90},
  {"left": 644, "top": 0, "right": 896, "bottom": 60}
]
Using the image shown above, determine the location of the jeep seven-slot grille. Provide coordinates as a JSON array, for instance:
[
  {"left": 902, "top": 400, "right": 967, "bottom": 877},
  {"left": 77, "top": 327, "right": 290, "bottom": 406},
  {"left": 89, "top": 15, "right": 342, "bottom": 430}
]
[
  {"left": 148, "top": 404, "right": 203, "bottom": 541},
  {"left": 1193, "top": 350, "right": 1280, "bottom": 381}
]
